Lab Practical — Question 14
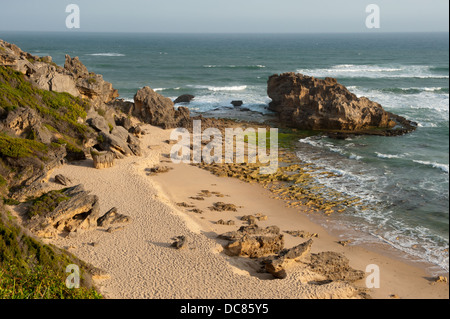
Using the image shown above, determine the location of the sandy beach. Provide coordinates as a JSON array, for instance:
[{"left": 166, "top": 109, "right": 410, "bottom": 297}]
[{"left": 37, "top": 124, "right": 448, "bottom": 299}]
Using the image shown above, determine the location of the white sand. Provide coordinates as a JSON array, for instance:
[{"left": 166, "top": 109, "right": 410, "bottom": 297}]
[{"left": 47, "top": 124, "right": 448, "bottom": 299}]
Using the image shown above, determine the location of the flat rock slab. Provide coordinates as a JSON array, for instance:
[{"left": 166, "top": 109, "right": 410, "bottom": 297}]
[{"left": 97, "top": 207, "right": 131, "bottom": 227}]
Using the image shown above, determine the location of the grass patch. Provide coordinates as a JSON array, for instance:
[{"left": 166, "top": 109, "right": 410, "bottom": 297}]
[
  {"left": 2, "top": 197, "right": 20, "bottom": 206},
  {"left": 0, "top": 66, "right": 90, "bottom": 142},
  {"left": 96, "top": 109, "right": 106, "bottom": 117},
  {"left": 0, "top": 211, "right": 102, "bottom": 299},
  {"left": 0, "top": 134, "right": 48, "bottom": 159},
  {"left": 54, "top": 138, "right": 85, "bottom": 161},
  {"left": 27, "top": 189, "right": 70, "bottom": 219},
  {"left": 0, "top": 175, "right": 6, "bottom": 188}
]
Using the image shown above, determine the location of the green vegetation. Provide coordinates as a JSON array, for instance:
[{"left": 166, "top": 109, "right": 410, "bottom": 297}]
[
  {"left": 96, "top": 108, "right": 106, "bottom": 117},
  {"left": 240, "top": 128, "right": 316, "bottom": 150},
  {"left": 87, "top": 77, "right": 97, "bottom": 85},
  {"left": 37, "top": 57, "right": 58, "bottom": 68},
  {"left": 0, "top": 210, "right": 102, "bottom": 299},
  {"left": 277, "top": 129, "right": 318, "bottom": 150},
  {"left": 54, "top": 138, "right": 85, "bottom": 161},
  {"left": 2, "top": 197, "right": 20, "bottom": 206},
  {"left": 0, "top": 66, "right": 90, "bottom": 143},
  {"left": 27, "top": 189, "right": 70, "bottom": 219},
  {"left": 0, "top": 175, "right": 7, "bottom": 200},
  {"left": 0, "top": 134, "right": 48, "bottom": 159},
  {"left": 0, "top": 175, "right": 6, "bottom": 188},
  {"left": 96, "top": 134, "right": 105, "bottom": 144},
  {"left": 0, "top": 64, "right": 102, "bottom": 299}
]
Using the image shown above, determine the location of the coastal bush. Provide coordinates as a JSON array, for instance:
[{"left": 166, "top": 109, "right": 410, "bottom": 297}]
[
  {"left": 27, "top": 189, "right": 70, "bottom": 219},
  {"left": 2, "top": 197, "right": 20, "bottom": 206},
  {"left": 0, "top": 175, "right": 7, "bottom": 198},
  {"left": 0, "top": 66, "right": 90, "bottom": 144},
  {"left": 0, "top": 210, "right": 102, "bottom": 299},
  {"left": 0, "top": 134, "right": 48, "bottom": 159},
  {"left": 54, "top": 138, "right": 86, "bottom": 161},
  {"left": 0, "top": 176, "right": 6, "bottom": 188}
]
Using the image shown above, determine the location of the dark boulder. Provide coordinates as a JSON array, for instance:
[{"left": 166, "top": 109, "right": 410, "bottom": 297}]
[{"left": 174, "top": 94, "right": 195, "bottom": 104}]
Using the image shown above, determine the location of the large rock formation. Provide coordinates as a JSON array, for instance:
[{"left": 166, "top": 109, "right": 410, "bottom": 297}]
[
  {"left": 132, "top": 86, "right": 191, "bottom": 129},
  {"left": 25, "top": 185, "right": 131, "bottom": 238},
  {"left": 308, "top": 251, "right": 366, "bottom": 282},
  {"left": 0, "top": 40, "right": 119, "bottom": 108},
  {"left": 25, "top": 185, "right": 102, "bottom": 238},
  {"left": 0, "top": 39, "right": 142, "bottom": 199},
  {"left": 264, "top": 239, "right": 313, "bottom": 279},
  {"left": 267, "top": 72, "right": 398, "bottom": 131},
  {"left": 2, "top": 40, "right": 192, "bottom": 131},
  {"left": 64, "top": 55, "right": 119, "bottom": 107},
  {"left": 219, "top": 225, "right": 285, "bottom": 258}
]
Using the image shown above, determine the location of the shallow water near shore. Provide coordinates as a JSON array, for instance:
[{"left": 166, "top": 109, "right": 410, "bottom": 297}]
[{"left": 1, "top": 31, "right": 448, "bottom": 272}]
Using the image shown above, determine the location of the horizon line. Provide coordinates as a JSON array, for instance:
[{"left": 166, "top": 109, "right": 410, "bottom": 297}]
[{"left": 1, "top": 30, "right": 449, "bottom": 35}]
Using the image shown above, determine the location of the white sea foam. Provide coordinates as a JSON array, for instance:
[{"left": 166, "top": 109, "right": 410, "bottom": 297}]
[
  {"left": 349, "top": 154, "right": 363, "bottom": 161},
  {"left": 203, "top": 65, "right": 265, "bottom": 69},
  {"left": 297, "top": 64, "right": 449, "bottom": 79},
  {"left": 417, "top": 122, "right": 438, "bottom": 128},
  {"left": 423, "top": 87, "right": 444, "bottom": 92},
  {"left": 208, "top": 85, "right": 248, "bottom": 92},
  {"left": 87, "top": 53, "right": 125, "bottom": 57},
  {"left": 376, "top": 152, "right": 405, "bottom": 159},
  {"left": 349, "top": 86, "right": 449, "bottom": 122},
  {"left": 188, "top": 85, "right": 248, "bottom": 92},
  {"left": 298, "top": 137, "right": 322, "bottom": 147},
  {"left": 413, "top": 160, "right": 449, "bottom": 174},
  {"left": 296, "top": 147, "right": 449, "bottom": 271},
  {"left": 153, "top": 87, "right": 181, "bottom": 92}
]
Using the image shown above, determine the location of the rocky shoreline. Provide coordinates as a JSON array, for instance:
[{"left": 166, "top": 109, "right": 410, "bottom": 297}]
[{"left": 1, "top": 39, "right": 447, "bottom": 299}]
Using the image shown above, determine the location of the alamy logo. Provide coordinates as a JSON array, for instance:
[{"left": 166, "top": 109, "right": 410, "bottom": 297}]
[
  {"left": 366, "top": 4, "right": 380, "bottom": 29},
  {"left": 65, "top": 264, "right": 80, "bottom": 289},
  {"left": 170, "top": 120, "right": 279, "bottom": 174},
  {"left": 66, "top": 4, "right": 80, "bottom": 29},
  {"left": 365, "top": 264, "right": 380, "bottom": 288}
]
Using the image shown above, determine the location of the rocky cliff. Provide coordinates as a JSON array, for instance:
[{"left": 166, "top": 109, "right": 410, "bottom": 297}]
[
  {"left": 267, "top": 72, "right": 416, "bottom": 134},
  {"left": 0, "top": 40, "right": 118, "bottom": 107},
  {"left": 0, "top": 39, "right": 145, "bottom": 202}
]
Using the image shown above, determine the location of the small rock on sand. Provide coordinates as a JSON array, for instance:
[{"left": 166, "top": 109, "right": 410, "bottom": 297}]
[
  {"left": 54, "top": 174, "right": 71, "bottom": 186},
  {"left": 216, "top": 219, "right": 236, "bottom": 226},
  {"left": 146, "top": 166, "right": 172, "bottom": 176},
  {"left": 433, "top": 276, "right": 448, "bottom": 284},
  {"left": 210, "top": 202, "right": 239, "bottom": 212},
  {"left": 177, "top": 202, "right": 195, "bottom": 208},
  {"left": 171, "top": 236, "right": 187, "bottom": 250},
  {"left": 285, "top": 230, "right": 319, "bottom": 239},
  {"left": 337, "top": 240, "right": 352, "bottom": 247}
]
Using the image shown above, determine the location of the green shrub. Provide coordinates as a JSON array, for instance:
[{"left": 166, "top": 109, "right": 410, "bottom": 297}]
[
  {"left": 2, "top": 198, "right": 20, "bottom": 206},
  {"left": 0, "top": 176, "right": 6, "bottom": 188},
  {"left": 0, "top": 212, "right": 102, "bottom": 299},
  {"left": 0, "top": 134, "right": 48, "bottom": 159},
  {"left": 27, "top": 190, "right": 70, "bottom": 219},
  {"left": 0, "top": 66, "right": 90, "bottom": 143}
]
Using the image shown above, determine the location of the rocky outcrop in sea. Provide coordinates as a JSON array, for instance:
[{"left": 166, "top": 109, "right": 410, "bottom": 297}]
[{"left": 267, "top": 72, "right": 417, "bottom": 135}]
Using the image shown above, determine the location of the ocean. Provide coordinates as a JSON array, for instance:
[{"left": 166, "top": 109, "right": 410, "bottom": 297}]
[{"left": 1, "top": 31, "right": 448, "bottom": 272}]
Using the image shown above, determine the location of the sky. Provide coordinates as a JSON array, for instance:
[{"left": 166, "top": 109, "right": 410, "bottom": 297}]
[{"left": 0, "top": 0, "right": 448, "bottom": 33}]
